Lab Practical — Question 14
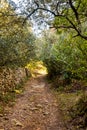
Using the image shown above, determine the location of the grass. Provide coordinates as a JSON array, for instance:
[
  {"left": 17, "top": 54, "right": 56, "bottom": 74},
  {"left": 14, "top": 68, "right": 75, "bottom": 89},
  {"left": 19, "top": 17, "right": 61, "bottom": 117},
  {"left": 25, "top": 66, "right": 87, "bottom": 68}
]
[{"left": 52, "top": 86, "right": 86, "bottom": 129}]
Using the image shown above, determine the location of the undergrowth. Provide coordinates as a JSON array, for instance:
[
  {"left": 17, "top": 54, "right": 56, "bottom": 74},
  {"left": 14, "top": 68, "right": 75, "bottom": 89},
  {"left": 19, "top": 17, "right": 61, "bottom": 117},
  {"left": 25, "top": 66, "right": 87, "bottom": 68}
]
[
  {"left": 53, "top": 83, "right": 87, "bottom": 130},
  {"left": 70, "top": 93, "right": 87, "bottom": 129},
  {"left": 0, "top": 77, "right": 28, "bottom": 114}
]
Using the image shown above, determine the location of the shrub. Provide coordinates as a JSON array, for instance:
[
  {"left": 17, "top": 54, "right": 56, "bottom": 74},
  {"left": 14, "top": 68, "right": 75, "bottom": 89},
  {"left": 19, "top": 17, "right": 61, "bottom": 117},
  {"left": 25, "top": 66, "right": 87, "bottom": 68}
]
[{"left": 40, "top": 31, "right": 87, "bottom": 85}]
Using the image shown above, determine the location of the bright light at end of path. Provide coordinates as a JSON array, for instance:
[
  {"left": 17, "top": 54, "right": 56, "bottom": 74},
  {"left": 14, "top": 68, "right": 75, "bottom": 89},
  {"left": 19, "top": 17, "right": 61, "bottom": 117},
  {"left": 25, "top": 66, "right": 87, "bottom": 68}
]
[
  {"left": 37, "top": 64, "right": 47, "bottom": 75},
  {"left": 26, "top": 61, "right": 48, "bottom": 78}
]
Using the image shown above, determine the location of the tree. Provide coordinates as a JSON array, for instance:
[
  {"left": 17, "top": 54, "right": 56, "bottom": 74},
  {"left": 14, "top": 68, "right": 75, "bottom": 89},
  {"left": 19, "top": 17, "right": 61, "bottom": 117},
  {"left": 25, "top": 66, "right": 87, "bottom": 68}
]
[
  {"left": 0, "top": 0, "right": 36, "bottom": 67},
  {"left": 8, "top": 0, "right": 87, "bottom": 40}
]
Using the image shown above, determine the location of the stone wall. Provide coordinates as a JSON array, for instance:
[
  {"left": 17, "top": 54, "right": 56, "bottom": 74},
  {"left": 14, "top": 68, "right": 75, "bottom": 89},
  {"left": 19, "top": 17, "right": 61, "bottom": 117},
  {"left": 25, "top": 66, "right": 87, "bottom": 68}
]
[{"left": 0, "top": 67, "right": 30, "bottom": 93}]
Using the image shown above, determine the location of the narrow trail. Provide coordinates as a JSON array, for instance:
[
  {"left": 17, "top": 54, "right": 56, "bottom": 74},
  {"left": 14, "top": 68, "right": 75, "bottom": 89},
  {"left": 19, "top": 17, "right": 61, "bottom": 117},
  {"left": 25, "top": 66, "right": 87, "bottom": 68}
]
[{"left": 0, "top": 74, "right": 66, "bottom": 130}]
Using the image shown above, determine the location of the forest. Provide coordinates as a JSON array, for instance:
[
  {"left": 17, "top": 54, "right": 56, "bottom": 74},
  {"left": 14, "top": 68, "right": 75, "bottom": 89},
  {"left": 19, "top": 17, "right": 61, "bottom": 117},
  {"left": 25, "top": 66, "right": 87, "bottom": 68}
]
[{"left": 0, "top": 0, "right": 87, "bottom": 130}]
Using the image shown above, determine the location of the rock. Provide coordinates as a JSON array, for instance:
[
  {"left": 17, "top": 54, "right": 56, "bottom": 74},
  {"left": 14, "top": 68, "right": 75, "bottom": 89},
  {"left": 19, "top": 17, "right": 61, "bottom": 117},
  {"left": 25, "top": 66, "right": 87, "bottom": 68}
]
[
  {"left": 16, "top": 121, "right": 23, "bottom": 127},
  {"left": 23, "top": 108, "right": 27, "bottom": 110},
  {"left": 12, "top": 119, "right": 23, "bottom": 127},
  {"left": 0, "top": 114, "right": 3, "bottom": 117},
  {"left": 45, "top": 100, "right": 49, "bottom": 103},
  {"left": 3, "top": 117, "right": 9, "bottom": 120},
  {"left": 30, "top": 107, "right": 38, "bottom": 111},
  {"left": 43, "top": 111, "right": 49, "bottom": 115},
  {"left": 36, "top": 104, "right": 43, "bottom": 108}
]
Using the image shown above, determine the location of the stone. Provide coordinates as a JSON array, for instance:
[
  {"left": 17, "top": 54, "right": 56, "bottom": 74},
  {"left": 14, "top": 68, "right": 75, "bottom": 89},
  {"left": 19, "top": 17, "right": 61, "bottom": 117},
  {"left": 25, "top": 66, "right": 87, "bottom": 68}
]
[
  {"left": 0, "top": 114, "right": 3, "bottom": 117},
  {"left": 12, "top": 119, "right": 23, "bottom": 127}
]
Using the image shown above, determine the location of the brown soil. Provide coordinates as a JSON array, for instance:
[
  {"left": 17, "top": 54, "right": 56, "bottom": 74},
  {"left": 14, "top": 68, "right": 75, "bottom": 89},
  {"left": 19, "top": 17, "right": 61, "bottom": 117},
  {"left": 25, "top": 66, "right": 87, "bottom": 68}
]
[{"left": 0, "top": 74, "right": 66, "bottom": 130}]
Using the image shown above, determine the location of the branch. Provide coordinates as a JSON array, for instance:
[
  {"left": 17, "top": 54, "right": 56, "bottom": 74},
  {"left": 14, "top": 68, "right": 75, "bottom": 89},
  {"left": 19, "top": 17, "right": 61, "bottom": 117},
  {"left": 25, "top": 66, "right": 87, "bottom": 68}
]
[
  {"left": 34, "top": 1, "right": 39, "bottom": 7},
  {"left": 65, "top": 16, "right": 80, "bottom": 33},
  {"left": 23, "top": 7, "right": 56, "bottom": 25},
  {"left": 56, "top": 1, "right": 60, "bottom": 15},
  {"left": 23, "top": 8, "right": 38, "bottom": 25},
  {"left": 51, "top": 25, "right": 73, "bottom": 29},
  {"left": 76, "top": 0, "right": 81, "bottom": 10},
  {"left": 38, "top": 7, "right": 56, "bottom": 16},
  {"left": 68, "top": 0, "right": 80, "bottom": 24},
  {"left": 6, "top": 0, "right": 86, "bottom": 40},
  {"left": 55, "top": 15, "right": 87, "bottom": 40}
]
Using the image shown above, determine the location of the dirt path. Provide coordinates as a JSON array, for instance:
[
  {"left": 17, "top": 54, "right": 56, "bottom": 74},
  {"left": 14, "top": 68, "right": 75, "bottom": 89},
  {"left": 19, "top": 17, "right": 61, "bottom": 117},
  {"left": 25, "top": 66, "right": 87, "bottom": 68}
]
[{"left": 0, "top": 75, "right": 66, "bottom": 130}]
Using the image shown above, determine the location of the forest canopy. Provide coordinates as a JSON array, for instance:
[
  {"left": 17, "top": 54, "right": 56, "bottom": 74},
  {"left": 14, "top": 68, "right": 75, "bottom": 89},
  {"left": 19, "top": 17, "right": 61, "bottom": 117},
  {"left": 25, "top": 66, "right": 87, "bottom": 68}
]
[{"left": 7, "top": 0, "right": 87, "bottom": 40}]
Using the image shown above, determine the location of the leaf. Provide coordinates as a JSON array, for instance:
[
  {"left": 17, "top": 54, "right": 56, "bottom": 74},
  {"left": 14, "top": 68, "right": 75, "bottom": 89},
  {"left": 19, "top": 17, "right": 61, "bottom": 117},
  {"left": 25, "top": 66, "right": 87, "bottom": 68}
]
[{"left": 14, "top": 89, "right": 22, "bottom": 94}]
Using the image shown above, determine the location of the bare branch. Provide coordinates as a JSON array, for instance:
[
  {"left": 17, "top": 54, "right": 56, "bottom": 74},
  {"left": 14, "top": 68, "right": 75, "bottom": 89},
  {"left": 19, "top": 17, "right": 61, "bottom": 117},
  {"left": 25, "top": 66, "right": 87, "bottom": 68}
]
[
  {"left": 23, "top": 8, "right": 38, "bottom": 25},
  {"left": 38, "top": 7, "right": 56, "bottom": 16},
  {"left": 56, "top": 1, "right": 60, "bottom": 15},
  {"left": 34, "top": 1, "right": 39, "bottom": 7},
  {"left": 23, "top": 7, "right": 56, "bottom": 25}
]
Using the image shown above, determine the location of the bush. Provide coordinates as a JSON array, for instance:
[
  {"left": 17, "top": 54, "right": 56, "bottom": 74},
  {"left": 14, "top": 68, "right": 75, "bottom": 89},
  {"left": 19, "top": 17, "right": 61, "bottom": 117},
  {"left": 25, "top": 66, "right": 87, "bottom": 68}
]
[{"left": 40, "top": 31, "right": 87, "bottom": 85}]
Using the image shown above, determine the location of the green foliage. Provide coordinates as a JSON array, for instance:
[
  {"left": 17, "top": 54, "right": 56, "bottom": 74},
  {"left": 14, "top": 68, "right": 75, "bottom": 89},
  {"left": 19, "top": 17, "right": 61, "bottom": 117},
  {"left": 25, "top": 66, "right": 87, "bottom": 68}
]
[
  {"left": 0, "top": 1, "right": 36, "bottom": 67},
  {"left": 6, "top": 0, "right": 87, "bottom": 40},
  {"left": 53, "top": 0, "right": 87, "bottom": 39},
  {"left": 40, "top": 31, "right": 87, "bottom": 83}
]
